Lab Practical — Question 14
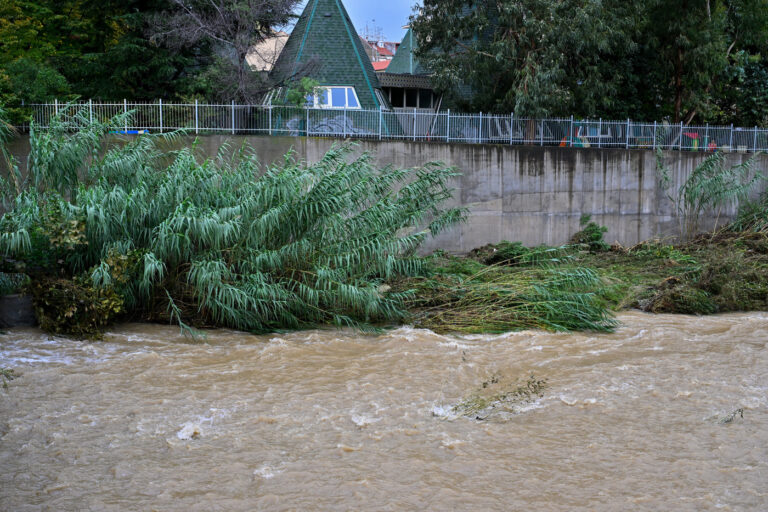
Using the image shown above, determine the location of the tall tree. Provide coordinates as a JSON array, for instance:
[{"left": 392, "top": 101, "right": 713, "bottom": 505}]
[
  {"left": 411, "top": 0, "right": 768, "bottom": 124},
  {"left": 149, "top": 0, "right": 301, "bottom": 102}
]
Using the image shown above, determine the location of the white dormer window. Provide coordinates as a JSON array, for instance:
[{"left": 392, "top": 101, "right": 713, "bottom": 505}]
[{"left": 310, "top": 86, "right": 361, "bottom": 109}]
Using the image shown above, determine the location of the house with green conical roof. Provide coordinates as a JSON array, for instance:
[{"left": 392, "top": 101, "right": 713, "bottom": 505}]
[
  {"left": 378, "top": 27, "right": 441, "bottom": 111},
  {"left": 269, "top": 0, "right": 389, "bottom": 111}
]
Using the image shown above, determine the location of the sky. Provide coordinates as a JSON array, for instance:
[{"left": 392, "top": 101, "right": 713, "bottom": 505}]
[{"left": 291, "top": 0, "right": 418, "bottom": 42}]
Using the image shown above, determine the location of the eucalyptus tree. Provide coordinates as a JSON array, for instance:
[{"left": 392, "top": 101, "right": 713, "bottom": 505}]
[{"left": 411, "top": 0, "right": 768, "bottom": 124}]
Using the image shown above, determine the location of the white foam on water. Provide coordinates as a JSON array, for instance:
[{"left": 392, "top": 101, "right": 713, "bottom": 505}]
[
  {"left": 350, "top": 414, "right": 381, "bottom": 428},
  {"left": 253, "top": 466, "right": 282, "bottom": 479}
]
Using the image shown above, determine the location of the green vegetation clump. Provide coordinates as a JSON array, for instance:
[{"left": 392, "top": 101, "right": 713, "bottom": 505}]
[
  {"left": 28, "top": 276, "right": 124, "bottom": 339},
  {"left": 1, "top": 368, "right": 15, "bottom": 390},
  {"left": 570, "top": 215, "right": 609, "bottom": 252},
  {"left": 393, "top": 251, "right": 617, "bottom": 334},
  {"left": 0, "top": 106, "right": 465, "bottom": 336}
]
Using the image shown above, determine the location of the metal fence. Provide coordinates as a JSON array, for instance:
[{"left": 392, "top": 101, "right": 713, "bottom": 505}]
[{"left": 29, "top": 100, "right": 768, "bottom": 153}]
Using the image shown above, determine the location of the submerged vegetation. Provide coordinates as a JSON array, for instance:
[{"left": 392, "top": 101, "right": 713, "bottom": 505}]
[{"left": 451, "top": 373, "right": 548, "bottom": 421}]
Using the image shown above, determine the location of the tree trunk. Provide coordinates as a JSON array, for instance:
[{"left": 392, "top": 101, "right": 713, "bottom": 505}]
[{"left": 674, "top": 46, "right": 683, "bottom": 123}]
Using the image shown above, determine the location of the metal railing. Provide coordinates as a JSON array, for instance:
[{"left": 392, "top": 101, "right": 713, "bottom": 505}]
[{"left": 29, "top": 100, "right": 768, "bottom": 153}]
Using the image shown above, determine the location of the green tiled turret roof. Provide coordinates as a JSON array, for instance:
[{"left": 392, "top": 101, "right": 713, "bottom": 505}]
[
  {"left": 271, "top": 0, "right": 386, "bottom": 109},
  {"left": 387, "top": 28, "right": 430, "bottom": 76}
]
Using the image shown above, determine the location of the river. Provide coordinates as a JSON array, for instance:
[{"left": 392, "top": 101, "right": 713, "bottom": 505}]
[{"left": 1, "top": 312, "right": 767, "bottom": 511}]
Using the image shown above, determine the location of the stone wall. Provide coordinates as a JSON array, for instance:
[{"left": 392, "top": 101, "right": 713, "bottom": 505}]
[{"left": 7, "top": 135, "right": 767, "bottom": 253}]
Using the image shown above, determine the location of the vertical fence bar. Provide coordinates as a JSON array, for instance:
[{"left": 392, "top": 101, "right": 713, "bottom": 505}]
[
  {"left": 729, "top": 124, "right": 734, "bottom": 151},
  {"left": 231, "top": 101, "right": 235, "bottom": 135},
  {"left": 478, "top": 112, "right": 483, "bottom": 143},
  {"left": 509, "top": 113, "right": 514, "bottom": 145},
  {"left": 679, "top": 121, "right": 683, "bottom": 151},
  {"left": 446, "top": 110, "right": 451, "bottom": 142},
  {"left": 54, "top": 98, "right": 59, "bottom": 117},
  {"left": 754, "top": 126, "right": 759, "bottom": 152},
  {"left": 159, "top": 99, "right": 163, "bottom": 133},
  {"left": 194, "top": 100, "right": 199, "bottom": 134},
  {"left": 413, "top": 108, "right": 417, "bottom": 142},
  {"left": 569, "top": 116, "right": 574, "bottom": 147},
  {"left": 88, "top": 99, "right": 93, "bottom": 125},
  {"left": 705, "top": 123, "right": 709, "bottom": 151},
  {"left": 625, "top": 119, "right": 630, "bottom": 149},
  {"left": 598, "top": 118, "right": 603, "bottom": 148},
  {"left": 378, "top": 107, "right": 383, "bottom": 140},
  {"left": 305, "top": 107, "right": 310, "bottom": 137},
  {"left": 124, "top": 99, "right": 128, "bottom": 133},
  {"left": 653, "top": 121, "right": 657, "bottom": 150},
  {"left": 540, "top": 119, "right": 544, "bottom": 146},
  {"left": 268, "top": 105, "right": 272, "bottom": 135}
]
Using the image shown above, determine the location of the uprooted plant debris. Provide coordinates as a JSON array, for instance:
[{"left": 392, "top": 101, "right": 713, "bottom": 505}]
[
  {"left": 452, "top": 373, "right": 548, "bottom": 421},
  {"left": 400, "top": 229, "right": 768, "bottom": 336}
]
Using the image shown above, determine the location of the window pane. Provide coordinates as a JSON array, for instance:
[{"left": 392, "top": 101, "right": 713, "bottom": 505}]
[
  {"left": 347, "top": 88, "right": 359, "bottom": 108},
  {"left": 405, "top": 89, "right": 418, "bottom": 108},
  {"left": 419, "top": 89, "right": 432, "bottom": 108},
  {"left": 331, "top": 88, "right": 346, "bottom": 107},
  {"left": 390, "top": 89, "right": 403, "bottom": 107},
  {"left": 320, "top": 89, "right": 330, "bottom": 106}
]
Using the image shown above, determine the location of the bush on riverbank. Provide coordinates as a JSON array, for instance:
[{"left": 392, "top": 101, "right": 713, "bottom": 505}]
[{"left": 0, "top": 106, "right": 466, "bottom": 336}]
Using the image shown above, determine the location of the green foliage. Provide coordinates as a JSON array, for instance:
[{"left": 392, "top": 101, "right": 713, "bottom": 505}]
[
  {"left": 412, "top": 0, "right": 768, "bottom": 123},
  {"left": 286, "top": 78, "right": 323, "bottom": 108},
  {"left": 396, "top": 254, "right": 617, "bottom": 334},
  {"left": 28, "top": 275, "right": 124, "bottom": 338},
  {"left": 570, "top": 215, "right": 609, "bottom": 252},
  {"left": 731, "top": 190, "right": 768, "bottom": 233},
  {"left": 656, "top": 149, "right": 765, "bottom": 240},
  {"left": 0, "top": 273, "right": 28, "bottom": 295},
  {"left": 1, "top": 368, "right": 16, "bottom": 390},
  {"left": 0, "top": 106, "right": 466, "bottom": 334}
]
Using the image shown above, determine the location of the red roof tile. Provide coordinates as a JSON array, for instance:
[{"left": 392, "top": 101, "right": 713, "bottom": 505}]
[{"left": 372, "top": 61, "right": 390, "bottom": 71}]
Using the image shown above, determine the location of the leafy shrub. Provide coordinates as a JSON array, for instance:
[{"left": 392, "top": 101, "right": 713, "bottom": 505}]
[
  {"left": 0, "top": 105, "right": 465, "bottom": 334},
  {"left": 28, "top": 276, "right": 124, "bottom": 338},
  {"left": 570, "top": 214, "right": 609, "bottom": 252}
]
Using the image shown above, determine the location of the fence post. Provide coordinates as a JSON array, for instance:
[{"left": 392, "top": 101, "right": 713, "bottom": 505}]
[
  {"left": 754, "top": 126, "right": 758, "bottom": 153},
  {"left": 89, "top": 99, "right": 93, "bottom": 125},
  {"left": 478, "top": 112, "right": 483, "bottom": 143},
  {"left": 705, "top": 123, "right": 709, "bottom": 151},
  {"left": 413, "top": 108, "right": 417, "bottom": 142},
  {"left": 378, "top": 107, "right": 383, "bottom": 141},
  {"left": 625, "top": 119, "right": 630, "bottom": 149},
  {"left": 729, "top": 123, "right": 734, "bottom": 151},
  {"left": 570, "top": 116, "right": 574, "bottom": 147},
  {"left": 510, "top": 113, "right": 514, "bottom": 145},
  {"left": 194, "top": 99, "right": 199, "bottom": 135},
  {"left": 54, "top": 98, "right": 59, "bottom": 116},
  {"left": 653, "top": 121, "right": 657, "bottom": 150},
  {"left": 124, "top": 99, "right": 128, "bottom": 133},
  {"left": 306, "top": 107, "right": 310, "bottom": 137},
  {"left": 446, "top": 109, "right": 451, "bottom": 142},
  {"left": 540, "top": 119, "right": 544, "bottom": 146},
  {"left": 598, "top": 118, "right": 602, "bottom": 148},
  {"left": 159, "top": 99, "right": 163, "bottom": 133},
  {"left": 232, "top": 100, "right": 236, "bottom": 135},
  {"left": 679, "top": 121, "right": 683, "bottom": 151},
  {"left": 343, "top": 107, "right": 347, "bottom": 138},
  {"left": 268, "top": 105, "right": 272, "bottom": 135}
]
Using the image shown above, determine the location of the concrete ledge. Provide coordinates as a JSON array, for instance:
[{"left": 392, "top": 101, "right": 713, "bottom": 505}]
[{"left": 0, "top": 294, "right": 36, "bottom": 328}]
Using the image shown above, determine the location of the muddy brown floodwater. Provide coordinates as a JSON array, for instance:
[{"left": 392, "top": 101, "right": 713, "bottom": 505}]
[{"left": 1, "top": 312, "right": 767, "bottom": 511}]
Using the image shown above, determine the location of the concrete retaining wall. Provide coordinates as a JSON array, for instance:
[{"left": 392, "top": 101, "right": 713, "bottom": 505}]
[{"left": 6, "top": 135, "right": 768, "bottom": 253}]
